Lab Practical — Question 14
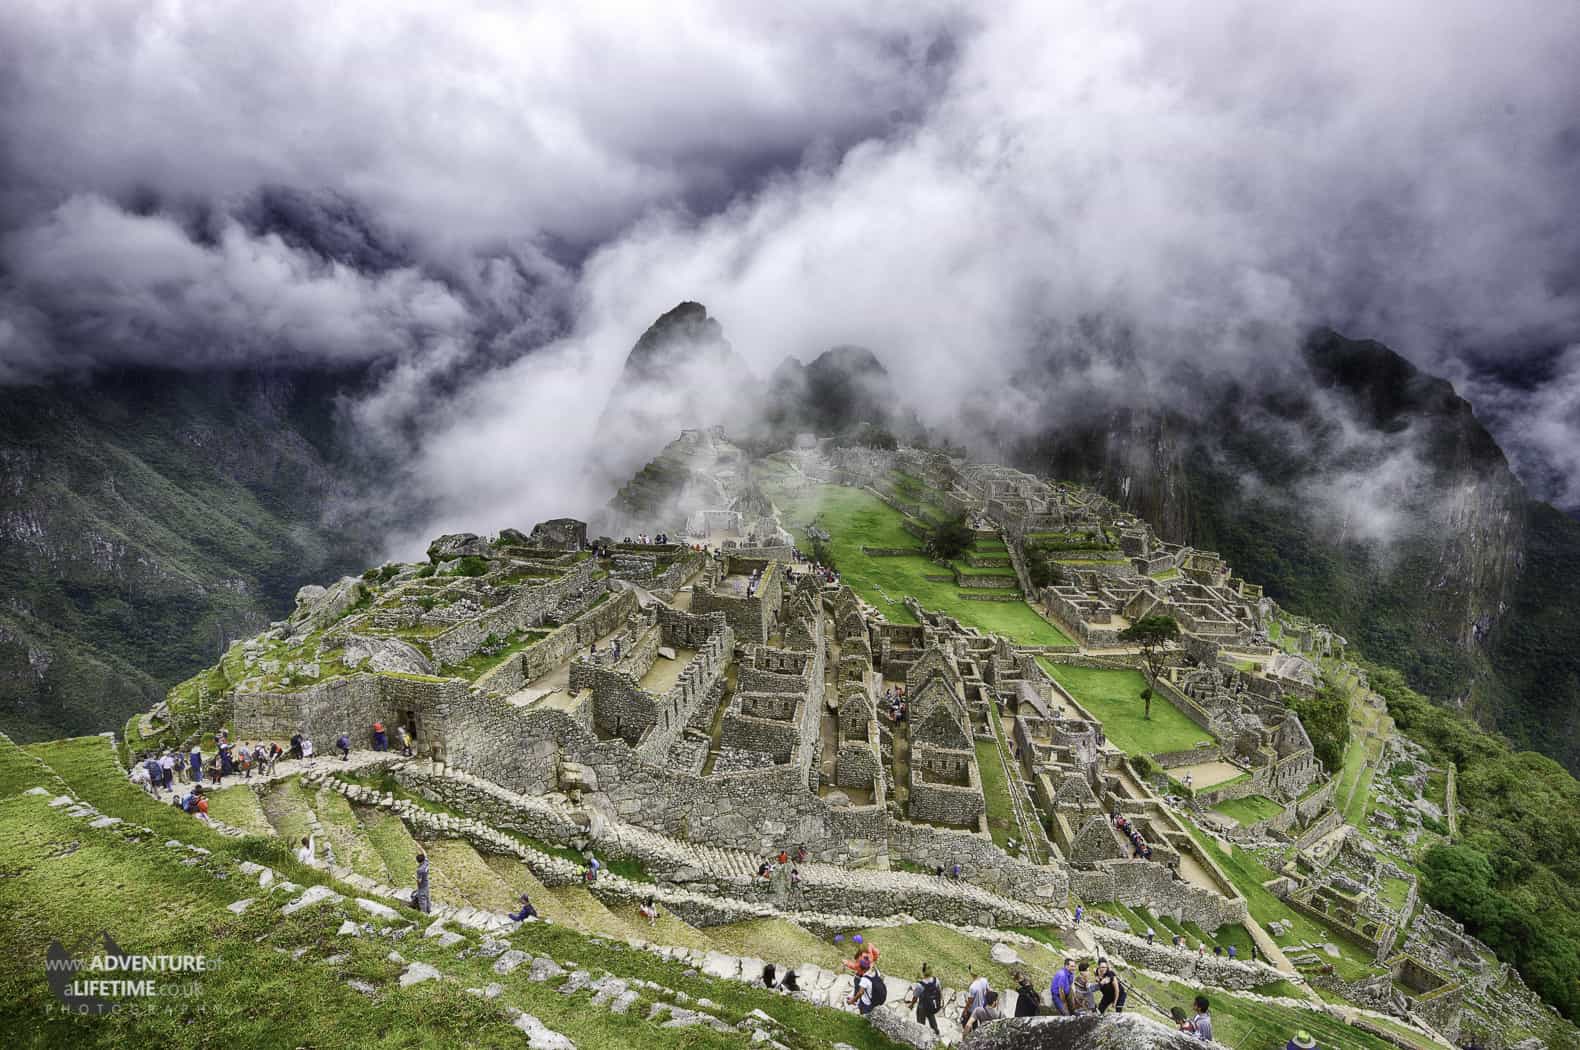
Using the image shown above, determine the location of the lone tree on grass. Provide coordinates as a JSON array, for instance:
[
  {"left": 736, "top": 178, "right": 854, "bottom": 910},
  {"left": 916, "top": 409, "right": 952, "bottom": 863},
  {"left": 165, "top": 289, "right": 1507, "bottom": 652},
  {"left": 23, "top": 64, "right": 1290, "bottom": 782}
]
[
  {"left": 927, "top": 514, "right": 975, "bottom": 561},
  {"left": 1118, "top": 614, "right": 1181, "bottom": 719}
]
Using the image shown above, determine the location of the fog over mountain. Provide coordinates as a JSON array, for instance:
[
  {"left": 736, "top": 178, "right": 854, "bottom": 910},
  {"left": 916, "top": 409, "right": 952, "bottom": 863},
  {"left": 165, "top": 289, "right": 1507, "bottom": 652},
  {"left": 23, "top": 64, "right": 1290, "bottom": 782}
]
[{"left": 2, "top": 0, "right": 1579, "bottom": 538}]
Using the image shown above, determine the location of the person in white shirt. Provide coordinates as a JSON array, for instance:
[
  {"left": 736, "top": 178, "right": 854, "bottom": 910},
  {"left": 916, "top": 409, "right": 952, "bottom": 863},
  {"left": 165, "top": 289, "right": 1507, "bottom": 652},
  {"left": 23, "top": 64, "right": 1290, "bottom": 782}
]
[{"left": 297, "top": 834, "right": 316, "bottom": 865}]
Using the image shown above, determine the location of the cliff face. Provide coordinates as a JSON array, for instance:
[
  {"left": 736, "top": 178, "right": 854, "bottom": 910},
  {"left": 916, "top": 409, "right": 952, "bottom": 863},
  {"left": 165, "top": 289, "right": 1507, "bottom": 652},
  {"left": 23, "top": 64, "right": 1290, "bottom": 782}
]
[
  {"left": 0, "top": 367, "right": 381, "bottom": 741},
  {"left": 1007, "top": 329, "right": 1565, "bottom": 761}
]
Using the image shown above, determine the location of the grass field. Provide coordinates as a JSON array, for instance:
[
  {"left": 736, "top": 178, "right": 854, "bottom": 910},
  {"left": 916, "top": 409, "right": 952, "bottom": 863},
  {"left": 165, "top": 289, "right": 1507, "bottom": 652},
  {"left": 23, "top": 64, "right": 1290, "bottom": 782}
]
[
  {"left": 1038, "top": 662, "right": 1209, "bottom": 756},
  {"left": 1211, "top": 795, "right": 1284, "bottom": 827},
  {"left": 975, "top": 738, "right": 1017, "bottom": 847},
  {"left": 768, "top": 482, "right": 1072, "bottom": 644}
]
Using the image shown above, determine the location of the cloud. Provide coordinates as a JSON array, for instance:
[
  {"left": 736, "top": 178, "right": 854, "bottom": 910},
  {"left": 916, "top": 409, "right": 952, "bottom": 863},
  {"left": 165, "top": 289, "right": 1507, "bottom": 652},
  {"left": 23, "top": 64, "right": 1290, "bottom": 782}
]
[{"left": 1, "top": 0, "right": 1578, "bottom": 530}]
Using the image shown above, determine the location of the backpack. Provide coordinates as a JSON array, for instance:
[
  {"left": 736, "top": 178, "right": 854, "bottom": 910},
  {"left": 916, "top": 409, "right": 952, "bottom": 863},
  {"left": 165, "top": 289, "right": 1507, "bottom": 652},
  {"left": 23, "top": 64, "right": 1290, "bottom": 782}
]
[
  {"left": 868, "top": 971, "right": 888, "bottom": 1007},
  {"left": 920, "top": 977, "right": 943, "bottom": 1015}
]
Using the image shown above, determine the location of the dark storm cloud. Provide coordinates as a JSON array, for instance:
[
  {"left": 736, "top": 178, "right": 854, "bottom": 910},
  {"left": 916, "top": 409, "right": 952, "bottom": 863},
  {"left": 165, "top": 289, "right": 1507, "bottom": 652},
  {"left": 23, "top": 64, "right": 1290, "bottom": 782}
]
[{"left": 1, "top": 0, "right": 1578, "bottom": 537}]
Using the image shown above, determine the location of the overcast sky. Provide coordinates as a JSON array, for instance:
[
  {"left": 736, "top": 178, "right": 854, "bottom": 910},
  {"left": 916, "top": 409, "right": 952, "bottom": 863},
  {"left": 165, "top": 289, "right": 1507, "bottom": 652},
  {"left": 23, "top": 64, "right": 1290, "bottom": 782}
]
[{"left": 2, "top": 0, "right": 1578, "bottom": 529}]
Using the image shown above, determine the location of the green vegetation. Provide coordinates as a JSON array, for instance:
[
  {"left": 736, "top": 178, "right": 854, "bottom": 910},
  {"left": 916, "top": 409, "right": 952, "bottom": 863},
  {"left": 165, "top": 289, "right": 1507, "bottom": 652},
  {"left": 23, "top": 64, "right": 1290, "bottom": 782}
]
[
  {"left": 1211, "top": 795, "right": 1284, "bottom": 827},
  {"left": 440, "top": 629, "right": 552, "bottom": 681},
  {"left": 1123, "top": 970, "right": 1408, "bottom": 1050},
  {"left": 974, "top": 739, "right": 1017, "bottom": 846},
  {"left": 1289, "top": 681, "right": 1350, "bottom": 772},
  {"left": 925, "top": 513, "right": 975, "bottom": 561},
  {"left": 1376, "top": 664, "right": 1580, "bottom": 1020},
  {"left": 1040, "top": 661, "right": 1207, "bottom": 756}
]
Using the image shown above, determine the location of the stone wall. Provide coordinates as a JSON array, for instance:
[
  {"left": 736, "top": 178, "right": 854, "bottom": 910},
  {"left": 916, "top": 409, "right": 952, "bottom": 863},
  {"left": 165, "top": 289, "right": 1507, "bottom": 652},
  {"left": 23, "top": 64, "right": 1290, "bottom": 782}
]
[
  {"left": 887, "top": 819, "right": 1069, "bottom": 903},
  {"left": 474, "top": 588, "right": 638, "bottom": 697},
  {"left": 690, "top": 558, "right": 783, "bottom": 643},
  {"left": 1071, "top": 859, "right": 1248, "bottom": 927},
  {"left": 909, "top": 746, "right": 986, "bottom": 827},
  {"left": 428, "top": 557, "right": 601, "bottom": 666},
  {"left": 233, "top": 672, "right": 468, "bottom": 755},
  {"left": 1088, "top": 927, "right": 1287, "bottom": 990}
]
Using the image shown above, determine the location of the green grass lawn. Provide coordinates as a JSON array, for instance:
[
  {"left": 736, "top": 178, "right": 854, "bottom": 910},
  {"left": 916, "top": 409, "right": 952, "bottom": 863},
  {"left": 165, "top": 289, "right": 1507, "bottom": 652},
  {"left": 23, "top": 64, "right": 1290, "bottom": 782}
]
[
  {"left": 1039, "top": 662, "right": 1209, "bottom": 756},
  {"left": 770, "top": 483, "right": 1072, "bottom": 644},
  {"left": 1123, "top": 970, "right": 1407, "bottom": 1050},
  {"left": 1211, "top": 795, "right": 1285, "bottom": 827},
  {"left": 975, "top": 737, "right": 1017, "bottom": 847}
]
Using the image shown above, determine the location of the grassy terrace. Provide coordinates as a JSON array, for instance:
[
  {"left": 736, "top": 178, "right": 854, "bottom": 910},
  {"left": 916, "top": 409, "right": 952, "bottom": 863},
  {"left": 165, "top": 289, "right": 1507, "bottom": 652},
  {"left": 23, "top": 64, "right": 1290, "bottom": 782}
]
[
  {"left": 1211, "top": 795, "right": 1284, "bottom": 827},
  {"left": 975, "top": 737, "right": 1017, "bottom": 848},
  {"left": 1179, "top": 820, "right": 1381, "bottom": 980},
  {"left": 768, "top": 481, "right": 1072, "bottom": 645},
  {"left": 1038, "top": 661, "right": 1208, "bottom": 756}
]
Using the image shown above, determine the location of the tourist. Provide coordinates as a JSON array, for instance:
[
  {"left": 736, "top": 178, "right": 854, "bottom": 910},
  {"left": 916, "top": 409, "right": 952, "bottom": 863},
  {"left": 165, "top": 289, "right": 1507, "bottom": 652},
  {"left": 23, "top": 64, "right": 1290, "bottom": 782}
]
[
  {"left": 159, "top": 751, "right": 175, "bottom": 792},
  {"left": 1074, "top": 904, "right": 1084, "bottom": 924},
  {"left": 907, "top": 963, "right": 943, "bottom": 1033},
  {"left": 219, "top": 739, "right": 234, "bottom": 775},
  {"left": 207, "top": 756, "right": 223, "bottom": 786},
  {"left": 398, "top": 725, "right": 413, "bottom": 757},
  {"left": 966, "top": 968, "right": 991, "bottom": 1024},
  {"left": 256, "top": 742, "right": 271, "bottom": 775},
  {"left": 612, "top": 640, "right": 621, "bottom": 661},
  {"left": 790, "top": 867, "right": 801, "bottom": 893},
  {"left": 189, "top": 743, "right": 203, "bottom": 784},
  {"left": 761, "top": 962, "right": 777, "bottom": 988},
  {"left": 934, "top": 865, "right": 945, "bottom": 878},
  {"left": 336, "top": 732, "right": 351, "bottom": 761},
  {"left": 1048, "top": 958, "right": 1075, "bottom": 1016},
  {"left": 1286, "top": 1031, "right": 1317, "bottom": 1050},
  {"left": 1213, "top": 945, "right": 1223, "bottom": 957},
  {"left": 142, "top": 756, "right": 163, "bottom": 795},
  {"left": 639, "top": 895, "right": 659, "bottom": 925},
  {"left": 301, "top": 736, "right": 315, "bottom": 765},
  {"left": 584, "top": 856, "right": 600, "bottom": 883},
  {"left": 193, "top": 793, "right": 210, "bottom": 823},
  {"left": 1145, "top": 926, "right": 1156, "bottom": 945},
  {"left": 129, "top": 762, "right": 153, "bottom": 795},
  {"left": 1227, "top": 946, "right": 1237, "bottom": 960},
  {"left": 950, "top": 863, "right": 961, "bottom": 880},
  {"left": 777, "top": 848, "right": 789, "bottom": 866},
  {"left": 778, "top": 969, "right": 799, "bottom": 993},
  {"left": 1073, "top": 961, "right": 1098, "bottom": 1014},
  {"left": 794, "top": 845, "right": 808, "bottom": 864},
  {"left": 758, "top": 860, "right": 772, "bottom": 880},
  {"left": 269, "top": 740, "right": 284, "bottom": 773},
  {"left": 1173, "top": 934, "right": 1185, "bottom": 949},
  {"left": 1177, "top": 994, "right": 1213, "bottom": 1042},
  {"left": 966, "top": 989, "right": 1003, "bottom": 1033},
  {"left": 1097, "top": 959, "right": 1126, "bottom": 1013},
  {"left": 415, "top": 852, "right": 431, "bottom": 914},
  {"left": 372, "top": 722, "right": 388, "bottom": 752},
  {"left": 297, "top": 834, "right": 316, "bottom": 865},
  {"left": 1013, "top": 971, "right": 1041, "bottom": 1016},
  {"left": 846, "top": 957, "right": 877, "bottom": 1015},
  {"left": 238, "top": 743, "right": 253, "bottom": 780},
  {"left": 289, "top": 733, "right": 303, "bottom": 760},
  {"left": 509, "top": 894, "right": 537, "bottom": 922}
]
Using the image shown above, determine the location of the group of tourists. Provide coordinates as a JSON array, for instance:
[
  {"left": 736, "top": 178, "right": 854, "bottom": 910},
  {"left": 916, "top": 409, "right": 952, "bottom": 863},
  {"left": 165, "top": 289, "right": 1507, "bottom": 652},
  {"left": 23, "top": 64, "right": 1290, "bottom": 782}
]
[
  {"left": 1045, "top": 956, "right": 1128, "bottom": 1017},
  {"left": 756, "top": 846, "right": 808, "bottom": 893},
  {"left": 1112, "top": 810, "right": 1155, "bottom": 861},
  {"left": 587, "top": 638, "right": 623, "bottom": 663},
  {"left": 882, "top": 684, "right": 908, "bottom": 722},
  {"left": 624, "top": 532, "right": 670, "bottom": 546}
]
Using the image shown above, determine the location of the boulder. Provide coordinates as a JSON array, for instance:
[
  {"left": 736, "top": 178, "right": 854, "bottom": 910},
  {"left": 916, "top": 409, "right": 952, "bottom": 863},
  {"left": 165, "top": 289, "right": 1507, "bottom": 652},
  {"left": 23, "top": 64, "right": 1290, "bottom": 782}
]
[
  {"left": 513, "top": 1013, "right": 577, "bottom": 1050},
  {"left": 991, "top": 942, "right": 1023, "bottom": 966},
  {"left": 342, "top": 635, "right": 435, "bottom": 676},
  {"left": 289, "top": 577, "right": 369, "bottom": 637},
  {"left": 963, "top": 1014, "right": 1222, "bottom": 1050},
  {"left": 398, "top": 962, "right": 443, "bottom": 988},
  {"left": 529, "top": 518, "right": 588, "bottom": 551},
  {"left": 280, "top": 884, "right": 343, "bottom": 915},
  {"left": 869, "top": 1005, "right": 939, "bottom": 1049},
  {"left": 427, "top": 533, "right": 489, "bottom": 561}
]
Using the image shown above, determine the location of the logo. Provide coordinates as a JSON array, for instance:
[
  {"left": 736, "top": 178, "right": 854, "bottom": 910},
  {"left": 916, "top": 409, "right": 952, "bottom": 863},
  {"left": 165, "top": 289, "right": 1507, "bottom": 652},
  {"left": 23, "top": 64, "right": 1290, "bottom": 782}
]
[{"left": 44, "top": 931, "right": 218, "bottom": 1016}]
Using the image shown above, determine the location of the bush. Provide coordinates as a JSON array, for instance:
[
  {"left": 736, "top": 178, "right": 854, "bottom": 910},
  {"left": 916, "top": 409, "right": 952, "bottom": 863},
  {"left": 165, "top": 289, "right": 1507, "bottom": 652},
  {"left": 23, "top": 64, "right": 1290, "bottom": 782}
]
[{"left": 451, "top": 556, "right": 489, "bottom": 577}]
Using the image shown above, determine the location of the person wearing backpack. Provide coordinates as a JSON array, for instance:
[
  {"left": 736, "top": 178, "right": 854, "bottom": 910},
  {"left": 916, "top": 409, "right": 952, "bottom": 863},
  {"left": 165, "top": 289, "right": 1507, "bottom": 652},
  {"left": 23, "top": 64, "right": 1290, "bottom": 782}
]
[
  {"left": 966, "top": 989, "right": 1004, "bottom": 1033},
  {"left": 845, "top": 957, "right": 884, "bottom": 1015},
  {"left": 337, "top": 732, "right": 351, "bottom": 761},
  {"left": 906, "top": 963, "right": 943, "bottom": 1034}
]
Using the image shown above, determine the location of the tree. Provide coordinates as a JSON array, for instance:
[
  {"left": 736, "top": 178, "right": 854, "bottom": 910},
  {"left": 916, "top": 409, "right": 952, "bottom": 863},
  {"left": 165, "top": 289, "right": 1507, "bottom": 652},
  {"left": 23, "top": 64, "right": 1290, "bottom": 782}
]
[
  {"left": 1290, "top": 682, "right": 1350, "bottom": 771},
  {"left": 1118, "top": 615, "right": 1181, "bottom": 719},
  {"left": 927, "top": 514, "right": 975, "bottom": 561}
]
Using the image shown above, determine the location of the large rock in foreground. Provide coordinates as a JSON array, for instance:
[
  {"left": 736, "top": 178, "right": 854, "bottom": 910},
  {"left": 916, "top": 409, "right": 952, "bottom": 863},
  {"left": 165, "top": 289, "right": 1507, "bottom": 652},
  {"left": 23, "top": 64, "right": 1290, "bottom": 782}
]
[{"left": 965, "top": 1015, "right": 1222, "bottom": 1050}]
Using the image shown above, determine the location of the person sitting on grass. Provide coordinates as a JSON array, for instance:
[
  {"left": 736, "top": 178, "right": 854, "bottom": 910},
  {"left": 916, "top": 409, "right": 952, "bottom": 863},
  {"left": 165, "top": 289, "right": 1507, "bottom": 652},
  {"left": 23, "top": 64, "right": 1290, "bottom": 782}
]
[
  {"left": 509, "top": 894, "right": 537, "bottom": 922},
  {"left": 639, "top": 896, "right": 659, "bottom": 925}
]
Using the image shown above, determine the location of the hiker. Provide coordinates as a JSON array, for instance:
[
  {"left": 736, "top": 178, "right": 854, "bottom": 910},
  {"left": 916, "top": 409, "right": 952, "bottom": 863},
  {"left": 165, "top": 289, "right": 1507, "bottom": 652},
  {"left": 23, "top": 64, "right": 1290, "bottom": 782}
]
[
  {"left": 268, "top": 741, "right": 283, "bottom": 774},
  {"left": 845, "top": 957, "right": 881, "bottom": 1016},
  {"left": 1227, "top": 945, "right": 1237, "bottom": 960},
  {"left": 372, "top": 722, "right": 388, "bottom": 752},
  {"left": 1286, "top": 1031, "right": 1317, "bottom": 1050},
  {"left": 584, "top": 856, "right": 600, "bottom": 883},
  {"left": 143, "top": 756, "right": 164, "bottom": 795},
  {"left": 778, "top": 969, "right": 799, "bottom": 993},
  {"left": 950, "top": 863, "right": 961, "bottom": 880},
  {"left": 907, "top": 963, "right": 943, "bottom": 1034},
  {"left": 398, "top": 725, "right": 413, "bottom": 757},
  {"left": 219, "top": 740, "right": 233, "bottom": 775},
  {"left": 789, "top": 867, "right": 801, "bottom": 893},
  {"left": 509, "top": 894, "right": 537, "bottom": 922},
  {"left": 1097, "top": 958, "right": 1126, "bottom": 1013},
  {"left": 415, "top": 853, "right": 431, "bottom": 914},
  {"left": 238, "top": 744, "right": 253, "bottom": 780},
  {"left": 1145, "top": 926, "right": 1156, "bottom": 945},
  {"left": 189, "top": 744, "right": 203, "bottom": 783},
  {"left": 777, "top": 848, "right": 789, "bottom": 866},
  {"left": 1048, "top": 958, "right": 1075, "bottom": 1015},
  {"left": 794, "top": 845, "right": 807, "bottom": 864},
  {"left": 966, "top": 989, "right": 1003, "bottom": 1033},
  {"left": 337, "top": 732, "right": 351, "bottom": 761},
  {"left": 1013, "top": 971, "right": 1041, "bottom": 1016},
  {"left": 297, "top": 834, "right": 316, "bottom": 866},
  {"left": 1072, "top": 961, "right": 1098, "bottom": 1014},
  {"left": 965, "top": 969, "right": 991, "bottom": 1025},
  {"left": 159, "top": 752, "right": 175, "bottom": 791},
  {"left": 1213, "top": 945, "right": 1223, "bottom": 957},
  {"left": 639, "top": 896, "right": 659, "bottom": 925},
  {"left": 1074, "top": 904, "right": 1084, "bottom": 924},
  {"left": 207, "top": 756, "right": 223, "bottom": 786},
  {"left": 761, "top": 963, "right": 777, "bottom": 988},
  {"left": 1177, "top": 994, "right": 1213, "bottom": 1042},
  {"left": 289, "top": 733, "right": 303, "bottom": 760},
  {"left": 254, "top": 742, "right": 270, "bottom": 776},
  {"left": 301, "top": 737, "right": 315, "bottom": 765}
]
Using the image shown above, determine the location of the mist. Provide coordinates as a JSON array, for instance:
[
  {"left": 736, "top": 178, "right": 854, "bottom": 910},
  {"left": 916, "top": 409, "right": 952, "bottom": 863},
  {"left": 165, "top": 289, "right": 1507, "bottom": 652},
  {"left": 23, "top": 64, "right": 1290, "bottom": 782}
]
[{"left": 2, "top": 0, "right": 1578, "bottom": 544}]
